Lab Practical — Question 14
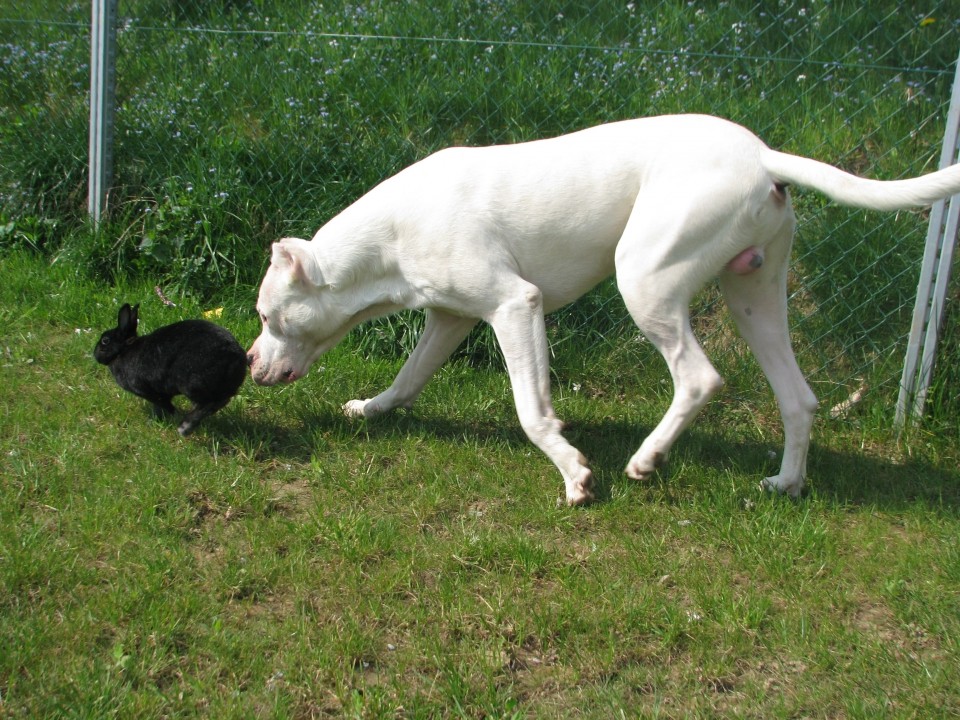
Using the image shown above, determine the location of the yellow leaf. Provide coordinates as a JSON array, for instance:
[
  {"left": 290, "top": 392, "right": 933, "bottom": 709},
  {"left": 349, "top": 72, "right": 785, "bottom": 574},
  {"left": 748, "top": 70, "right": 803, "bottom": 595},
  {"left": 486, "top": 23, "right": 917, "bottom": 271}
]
[
  {"left": 920, "top": 17, "right": 936, "bottom": 27},
  {"left": 203, "top": 307, "right": 223, "bottom": 319}
]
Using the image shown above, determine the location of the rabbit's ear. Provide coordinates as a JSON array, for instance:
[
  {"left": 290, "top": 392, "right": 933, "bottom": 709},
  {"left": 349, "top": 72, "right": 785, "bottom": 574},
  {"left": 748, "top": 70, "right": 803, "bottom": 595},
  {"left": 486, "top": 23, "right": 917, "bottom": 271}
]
[{"left": 118, "top": 303, "right": 139, "bottom": 332}]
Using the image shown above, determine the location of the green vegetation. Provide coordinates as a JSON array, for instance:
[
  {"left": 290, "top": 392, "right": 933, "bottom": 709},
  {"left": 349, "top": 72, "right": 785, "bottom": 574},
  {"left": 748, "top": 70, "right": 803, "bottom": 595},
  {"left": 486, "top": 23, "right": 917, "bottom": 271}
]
[
  {"left": 1, "top": 1, "right": 959, "bottom": 716},
  {"left": 2, "top": 1, "right": 958, "bottom": 415},
  {"left": 2, "top": 249, "right": 958, "bottom": 717}
]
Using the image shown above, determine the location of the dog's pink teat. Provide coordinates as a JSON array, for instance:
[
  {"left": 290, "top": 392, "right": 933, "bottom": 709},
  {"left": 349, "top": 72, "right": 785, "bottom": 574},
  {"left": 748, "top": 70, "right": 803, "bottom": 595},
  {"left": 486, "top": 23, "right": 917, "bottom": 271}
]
[{"left": 726, "top": 247, "right": 764, "bottom": 275}]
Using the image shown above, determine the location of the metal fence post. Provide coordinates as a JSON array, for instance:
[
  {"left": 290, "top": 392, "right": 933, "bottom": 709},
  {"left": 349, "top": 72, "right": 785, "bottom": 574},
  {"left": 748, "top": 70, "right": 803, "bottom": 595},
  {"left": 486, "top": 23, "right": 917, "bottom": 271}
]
[
  {"left": 88, "top": 0, "right": 118, "bottom": 225},
  {"left": 895, "top": 49, "right": 960, "bottom": 428}
]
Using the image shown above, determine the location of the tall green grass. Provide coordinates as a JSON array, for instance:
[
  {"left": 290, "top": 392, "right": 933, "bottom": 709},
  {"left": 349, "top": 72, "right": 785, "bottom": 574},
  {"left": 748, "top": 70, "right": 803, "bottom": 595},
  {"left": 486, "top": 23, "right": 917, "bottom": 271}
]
[{"left": 2, "top": 0, "right": 955, "bottom": 289}]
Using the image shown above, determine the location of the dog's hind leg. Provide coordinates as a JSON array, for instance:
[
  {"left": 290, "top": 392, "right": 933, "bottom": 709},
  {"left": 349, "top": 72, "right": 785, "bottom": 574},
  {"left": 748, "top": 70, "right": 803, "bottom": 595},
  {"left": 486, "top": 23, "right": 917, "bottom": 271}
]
[
  {"left": 344, "top": 309, "right": 477, "bottom": 418},
  {"left": 614, "top": 201, "right": 728, "bottom": 482},
  {"left": 718, "top": 228, "right": 817, "bottom": 497},
  {"left": 487, "top": 279, "right": 594, "bottom": 506},
  {"left": 619, "top": 290, "right": 725, "bottom": 481}
]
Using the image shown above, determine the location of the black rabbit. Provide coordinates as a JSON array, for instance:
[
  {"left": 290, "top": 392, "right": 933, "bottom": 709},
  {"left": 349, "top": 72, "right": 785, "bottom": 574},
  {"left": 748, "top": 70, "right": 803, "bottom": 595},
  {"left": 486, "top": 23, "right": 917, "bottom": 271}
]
[{"left": 94, "top": 303, "right": 247, "bottom": 435}]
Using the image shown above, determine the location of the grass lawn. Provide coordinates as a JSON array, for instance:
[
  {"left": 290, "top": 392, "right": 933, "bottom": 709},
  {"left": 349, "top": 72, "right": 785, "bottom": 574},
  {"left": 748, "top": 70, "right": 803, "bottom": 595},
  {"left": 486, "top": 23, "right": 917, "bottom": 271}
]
[
  {"left": 3, "top": 3, "right": 960, "bottom": 714},
  {"left": 1, "top": 250, "right": 958, "bottom": 718}
]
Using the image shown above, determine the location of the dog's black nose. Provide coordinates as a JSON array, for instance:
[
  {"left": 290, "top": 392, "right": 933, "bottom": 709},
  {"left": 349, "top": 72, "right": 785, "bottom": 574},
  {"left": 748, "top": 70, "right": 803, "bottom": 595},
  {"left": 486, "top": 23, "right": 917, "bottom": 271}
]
[{"left": 246, "top": 353, "right": 255, "bottom": 367}]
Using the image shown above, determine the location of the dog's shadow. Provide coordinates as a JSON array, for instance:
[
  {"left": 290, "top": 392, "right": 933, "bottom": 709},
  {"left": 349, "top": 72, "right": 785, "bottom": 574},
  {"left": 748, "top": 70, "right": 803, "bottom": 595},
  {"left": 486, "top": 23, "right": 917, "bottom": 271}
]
[
  {"left": 210, "top": 402, "right": 959, "bottom": 511},
  {"left": 570, "top": 417, "right": 960, "bottom": 510}
]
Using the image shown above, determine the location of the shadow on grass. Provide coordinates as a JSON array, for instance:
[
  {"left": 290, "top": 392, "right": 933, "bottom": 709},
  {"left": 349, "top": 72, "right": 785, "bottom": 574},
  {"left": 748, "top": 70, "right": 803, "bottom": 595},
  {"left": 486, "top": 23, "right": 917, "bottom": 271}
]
[
  {"left": 571, "top": 416, "right": 960, "bottom": 511},
  {"left": 482, "top": 411, "right": 955, "bottom": 512},
  {"left": 213, "top": 403, "right": 959, "bottom": 513}
]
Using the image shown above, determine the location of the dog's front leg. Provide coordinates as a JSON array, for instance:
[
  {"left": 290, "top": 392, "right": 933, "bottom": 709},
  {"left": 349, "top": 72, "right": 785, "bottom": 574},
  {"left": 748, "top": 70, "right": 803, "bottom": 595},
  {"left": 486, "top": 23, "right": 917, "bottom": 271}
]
[
  {"left": 344, "top": 310, "right": 477, "bottom": 418},
  {"left": 487, "top": 281, "right": 594, "bottom": 506}
]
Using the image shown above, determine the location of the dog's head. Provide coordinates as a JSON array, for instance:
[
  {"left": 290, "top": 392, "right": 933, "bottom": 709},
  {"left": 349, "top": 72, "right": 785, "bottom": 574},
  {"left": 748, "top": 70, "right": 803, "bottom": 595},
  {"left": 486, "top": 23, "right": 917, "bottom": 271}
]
[{"left": 247, "top": 238, "right": 347, "bottom": 386}]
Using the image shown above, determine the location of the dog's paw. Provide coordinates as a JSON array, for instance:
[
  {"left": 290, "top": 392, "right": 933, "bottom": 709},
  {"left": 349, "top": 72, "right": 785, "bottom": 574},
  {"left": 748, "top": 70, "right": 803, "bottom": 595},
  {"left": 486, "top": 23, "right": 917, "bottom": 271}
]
[
  {"left": 760, "top": 474, "right": 803, "bottom": 498},
  {"left": 624, "top": 450, "right": 667, "bottom": 481},
  {"left": 343, "top": 399, "right": 372, "bottom": 418},
  {"left": 565, "top": 469, "right": 595, "bottom": 507}
]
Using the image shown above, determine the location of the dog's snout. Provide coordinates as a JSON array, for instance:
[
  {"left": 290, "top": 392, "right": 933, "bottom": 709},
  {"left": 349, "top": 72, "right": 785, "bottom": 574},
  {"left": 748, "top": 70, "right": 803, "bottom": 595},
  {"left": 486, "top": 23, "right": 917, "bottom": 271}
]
[{"left": 246, "top": 352, "right": 255, "bottom": 367}]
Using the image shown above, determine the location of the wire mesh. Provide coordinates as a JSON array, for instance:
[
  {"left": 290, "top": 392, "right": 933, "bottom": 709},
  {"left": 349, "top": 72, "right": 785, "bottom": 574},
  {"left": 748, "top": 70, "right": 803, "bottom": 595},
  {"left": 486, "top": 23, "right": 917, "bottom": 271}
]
[{"left": 1, "top": 1, "right": 958, "bottom": 415}]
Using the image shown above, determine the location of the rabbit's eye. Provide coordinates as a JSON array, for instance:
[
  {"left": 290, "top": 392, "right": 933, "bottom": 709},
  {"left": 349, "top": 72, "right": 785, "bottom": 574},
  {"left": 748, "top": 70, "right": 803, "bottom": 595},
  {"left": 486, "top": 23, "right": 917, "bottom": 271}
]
[{"left": 101, "top": 337, "right": 110, "bottom": 345}]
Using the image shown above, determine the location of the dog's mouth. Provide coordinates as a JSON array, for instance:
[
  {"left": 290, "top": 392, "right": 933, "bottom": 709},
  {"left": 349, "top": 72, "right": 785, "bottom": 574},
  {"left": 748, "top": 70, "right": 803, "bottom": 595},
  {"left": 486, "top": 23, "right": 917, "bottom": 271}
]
[
  {"left": 248, "top": 333, "right": 331, "bottom": 387},
  {"left": 250, "top": 363, "right": 304, "bottom": 386}
]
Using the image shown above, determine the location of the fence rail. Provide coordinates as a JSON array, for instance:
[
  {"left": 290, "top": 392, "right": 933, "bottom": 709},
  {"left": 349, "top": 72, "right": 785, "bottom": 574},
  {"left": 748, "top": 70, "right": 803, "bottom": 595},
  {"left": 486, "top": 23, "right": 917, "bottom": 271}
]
[{"left": 2, "top": 1, "right": 959, "bottom": 420}]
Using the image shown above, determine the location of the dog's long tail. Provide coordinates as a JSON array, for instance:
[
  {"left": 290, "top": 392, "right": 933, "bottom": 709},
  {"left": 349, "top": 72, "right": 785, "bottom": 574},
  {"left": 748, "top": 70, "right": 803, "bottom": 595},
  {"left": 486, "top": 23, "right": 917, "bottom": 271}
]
[{"left": 761, "top": 149, "right": 960, "bottom": 211}]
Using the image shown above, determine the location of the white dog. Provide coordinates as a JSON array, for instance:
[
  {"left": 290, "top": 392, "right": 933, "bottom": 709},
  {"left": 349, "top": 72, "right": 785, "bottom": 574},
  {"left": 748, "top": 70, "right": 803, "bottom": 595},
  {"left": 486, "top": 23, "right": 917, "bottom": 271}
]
[{"left": 248, "top": 114, "right": 960, "bottom": 505}]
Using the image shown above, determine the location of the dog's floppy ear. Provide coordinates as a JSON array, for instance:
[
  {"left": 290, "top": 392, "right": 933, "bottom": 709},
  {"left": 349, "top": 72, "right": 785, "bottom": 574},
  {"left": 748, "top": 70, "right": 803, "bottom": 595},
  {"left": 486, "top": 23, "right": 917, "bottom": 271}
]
[{"left": 271, "top": 237, "right": 325, "bottom": 287}]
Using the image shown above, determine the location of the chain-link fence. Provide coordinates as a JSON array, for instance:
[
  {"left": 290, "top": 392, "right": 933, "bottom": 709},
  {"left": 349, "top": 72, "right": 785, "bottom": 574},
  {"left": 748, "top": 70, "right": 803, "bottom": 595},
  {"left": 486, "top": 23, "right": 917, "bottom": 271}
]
[{"left": 2, "top": 1, "right": 959, "bottom": 417}]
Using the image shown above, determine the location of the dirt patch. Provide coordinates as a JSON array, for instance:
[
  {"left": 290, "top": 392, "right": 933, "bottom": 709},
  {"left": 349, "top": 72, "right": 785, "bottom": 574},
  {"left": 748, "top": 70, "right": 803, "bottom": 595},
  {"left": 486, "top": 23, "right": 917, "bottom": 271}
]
[
  {"left": 266, "top": 475, "right": 315, "bottom": 518},
  {"left": 849, "top": 599, "right": 944, "bottom": 664}
]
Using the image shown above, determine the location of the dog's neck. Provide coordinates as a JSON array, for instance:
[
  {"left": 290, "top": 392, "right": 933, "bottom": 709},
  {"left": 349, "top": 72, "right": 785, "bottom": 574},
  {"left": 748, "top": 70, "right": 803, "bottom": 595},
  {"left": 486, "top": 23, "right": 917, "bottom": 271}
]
[{"left": 310, "top": 203, "right": 416, "bottom": 323}]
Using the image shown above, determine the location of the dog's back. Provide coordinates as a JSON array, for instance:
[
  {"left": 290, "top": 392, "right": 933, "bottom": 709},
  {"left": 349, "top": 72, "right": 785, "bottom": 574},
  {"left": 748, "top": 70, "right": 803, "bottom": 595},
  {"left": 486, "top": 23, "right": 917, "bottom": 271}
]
[{"left": 345, "top": 115, "right": 779, "bottom": 311}]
